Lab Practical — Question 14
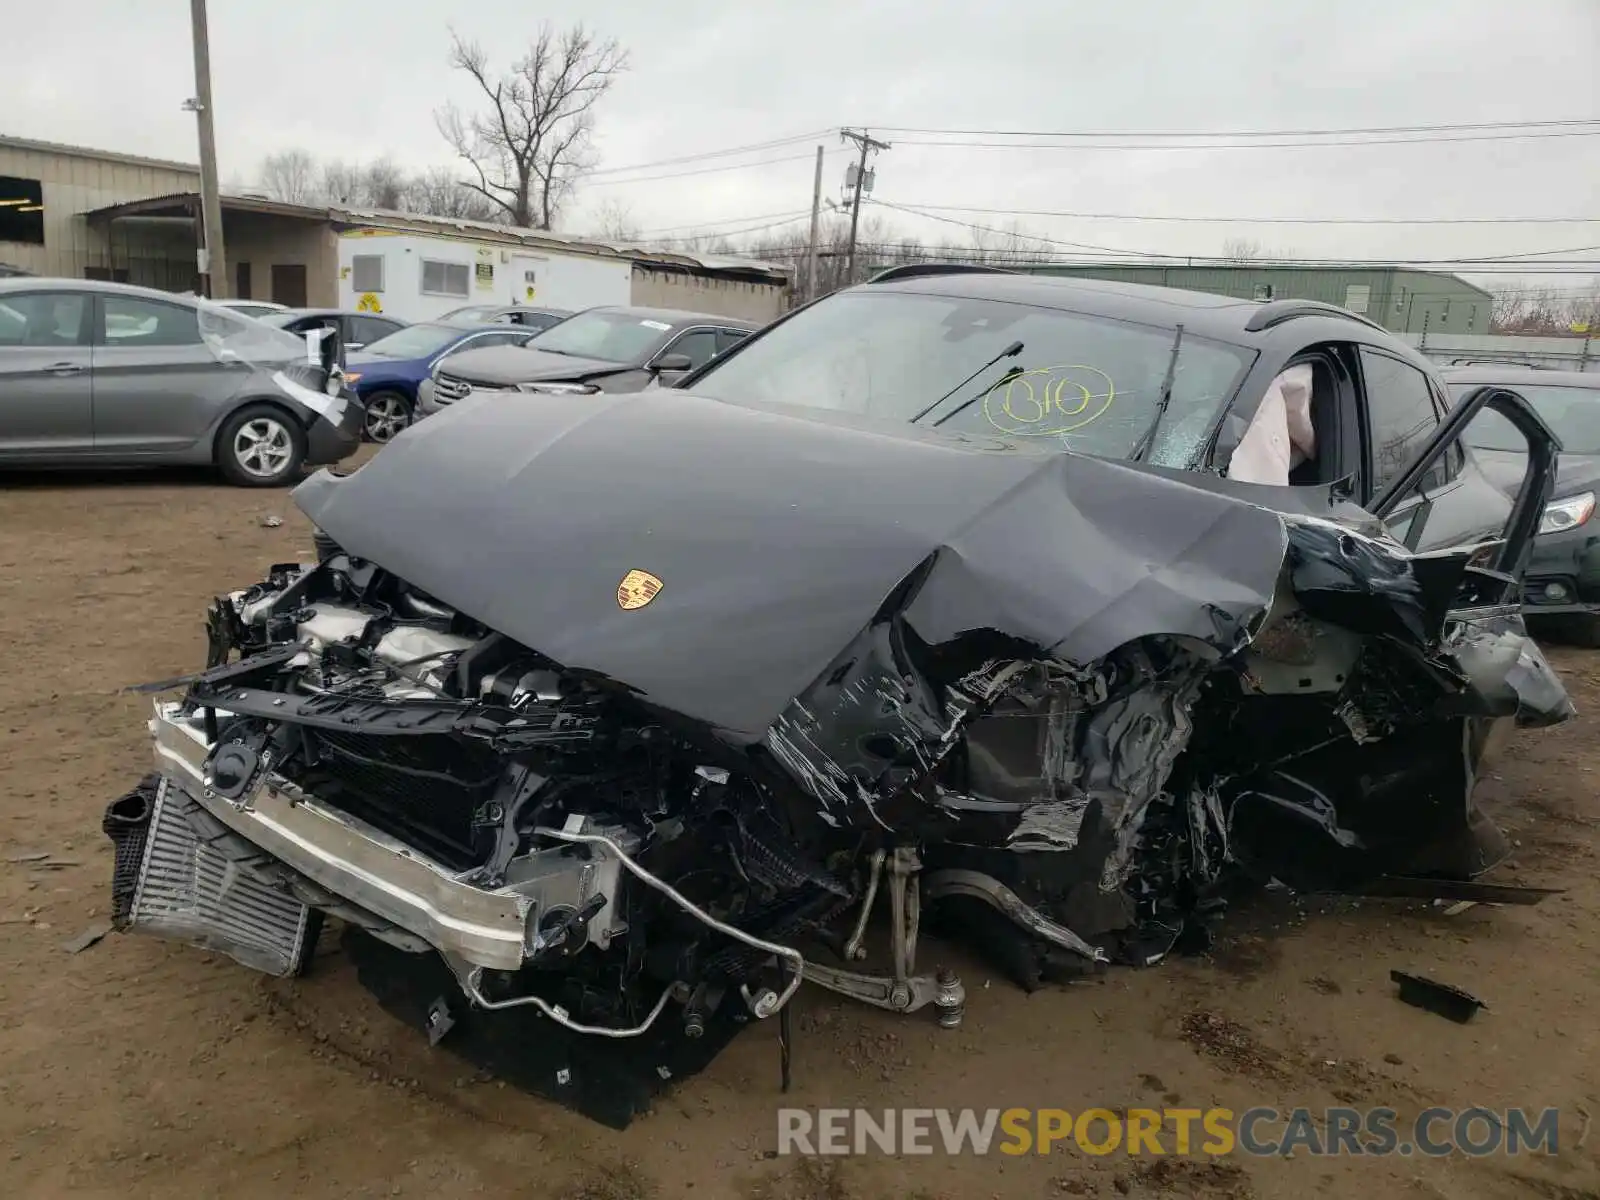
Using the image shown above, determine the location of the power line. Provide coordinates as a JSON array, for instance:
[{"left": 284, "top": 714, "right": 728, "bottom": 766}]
[
  {"left": 636, "top": 208, "right": 813, "bottom": 236},
  {"left": 585, "top": 130, "right": 832, "bottom": 177},
  {"left": 889, "top": 129, "right": 1600, "bottom": 151},
  {"left": 871, "top": 199, "right": 1600, "bottom": 267},
  {"left": 844, "top": 244, "right": 1600, "bottom": 275},
  {"left": 867, "top": 199, "right": 1195, "bottom": 259},
  {"left": 877, "top": 201, "right": 1600, "bottom": 226},
  {"left": 868, "top": 117, "right": 1600, "bottom": 139},
  {"left": 870, "top": 200, "right": 1600, "bottom": 270},
  {"left": 585, "top": 152, "right": 817, "bottom": 188},
  {"left": 651, "top": 213, "right": 816, "bottom": 244}
]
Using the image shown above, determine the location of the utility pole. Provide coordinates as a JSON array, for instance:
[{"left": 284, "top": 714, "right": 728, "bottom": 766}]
[
  {"left": 840, "top": 128, "right": 889, "bottom": 285},
  {"left": 187, "top": 0, "right": 227, "bottom": 298},
  {"left": 805, "top": 145, "right": 824, "bottom": 303}
]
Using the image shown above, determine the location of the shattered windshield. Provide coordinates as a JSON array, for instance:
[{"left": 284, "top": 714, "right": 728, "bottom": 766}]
[{"left": 681, "top": 290, "right": 1253, "bottom": 467}]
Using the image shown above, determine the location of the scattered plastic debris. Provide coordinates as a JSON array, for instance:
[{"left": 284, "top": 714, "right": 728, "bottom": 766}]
[
  {"left": 259, "top": 515, "right": 284, "bottom": 528},
  {"left": 1390, "top": 970, "right": 1487, "bottom": 1023},
  {"left": 61, "top": 921, "right": 113, "bottom": 954}
]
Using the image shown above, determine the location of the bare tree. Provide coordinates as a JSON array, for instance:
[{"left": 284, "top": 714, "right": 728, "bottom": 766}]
[
  {"left": 592, "top": 198, "right": 640, "bottom": 241},
  {"left": 259, "top": 149, "right": 319, "bottom": 204},
  {"left": 403, "top": 167, "right": 499, "bottom": 221},
  {"left": 362, "top": 159, "right": 408, "bottom": 210},
  {"left": 1219, "top": 236, "right": 1301, "bottom": 263},
  {"left": 1491, "top": 279, "right": 1600, "bottom": 334},
  {"left": 1220, "top": 236, "right": 1264, "bottom": 262},
  {"left": 436, "top": 24, "right": 629, "bottom": 230},
  {"left": 319, "top": 159, "right": 365, "bottom": 206}
]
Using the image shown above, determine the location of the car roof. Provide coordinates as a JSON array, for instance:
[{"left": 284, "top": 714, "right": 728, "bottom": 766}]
[
  {"left": 1441, "top": 365, "right": 1600, "bottom": 389},
  {"left": 0, "top": 276, "right": 208, "bottom": 304},
  {"left": 421, "top": 319, "right": 518, "bottom": 333},
  {"left": 584, "top": 305, "right": 760, "bottom": 330},
  {"left": 457, "top": 303, "right": 574, "bottom": 316},
  {"left": 278, "top": 307, "right": 399, "bottom": 319},
  {"left": 858, "top": 268, "right": 1389, "bottom": 346}
]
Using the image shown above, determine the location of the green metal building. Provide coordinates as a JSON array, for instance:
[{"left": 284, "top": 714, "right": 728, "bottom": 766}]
[{"left": 1013, "top": 263, "right": 1493, "bottom": 335}]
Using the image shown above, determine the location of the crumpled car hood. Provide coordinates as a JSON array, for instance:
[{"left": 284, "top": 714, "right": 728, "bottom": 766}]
[
  {"left": 295, "top": 391, "right": 1573, "bottom": 744},
  {"left": 296, "top": 392, "right": 1304, "bottom": 738}
]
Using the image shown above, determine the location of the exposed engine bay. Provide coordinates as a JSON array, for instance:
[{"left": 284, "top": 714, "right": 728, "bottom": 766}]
[{"left": 101, "top": 387, "right": 1575, "bottom": 1127}]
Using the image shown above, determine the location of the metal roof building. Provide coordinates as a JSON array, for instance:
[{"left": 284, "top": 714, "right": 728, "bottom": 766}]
[
  {"left": 1015, "top": 262, "right": 1493, "bottom": 336},
  {"left": 1, "top": 133, "right": 792, "bottom": 323}
]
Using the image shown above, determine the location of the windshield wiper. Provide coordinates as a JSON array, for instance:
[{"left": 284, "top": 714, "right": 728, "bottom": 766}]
[
  {"left": 910, "top": 340, "right": 1024, "bottom": 424},
  {"left": 1127, "top": 323, "right": 1185, "bottom": 463}
]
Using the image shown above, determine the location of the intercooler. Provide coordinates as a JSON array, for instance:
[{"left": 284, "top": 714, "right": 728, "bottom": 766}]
[{"left": 105, "top": 773, "right": 319, "bottom": 977}]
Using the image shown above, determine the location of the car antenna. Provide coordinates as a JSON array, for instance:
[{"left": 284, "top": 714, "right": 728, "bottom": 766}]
[
  {"left": 909, "top": 339, "right": 1024, "bottom": 424},
  {"left": 1128, "top": 323, "right": 1185, "bottom": 463}
]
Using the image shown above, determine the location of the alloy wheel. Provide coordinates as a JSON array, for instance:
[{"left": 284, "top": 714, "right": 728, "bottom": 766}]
[
  {"left": 365, "top": 395, "right": 411, "bottom": 443},
  {"left": 233, "top": 417, "right": 294, "bottom": 479}
]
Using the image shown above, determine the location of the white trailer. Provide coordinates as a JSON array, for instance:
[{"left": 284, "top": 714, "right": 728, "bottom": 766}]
[{"left": 336, "top": 231, "right": 632, "bottom": 322}]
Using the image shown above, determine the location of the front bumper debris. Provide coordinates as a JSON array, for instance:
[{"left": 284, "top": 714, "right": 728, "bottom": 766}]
[{"left": 143, "top": 700, "right": 543, "bottom": 972}]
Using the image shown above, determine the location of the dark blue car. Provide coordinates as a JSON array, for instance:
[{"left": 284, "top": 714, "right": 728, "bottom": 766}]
[{"left": 345, "top": 321, "right": 546, "bottom": 442}]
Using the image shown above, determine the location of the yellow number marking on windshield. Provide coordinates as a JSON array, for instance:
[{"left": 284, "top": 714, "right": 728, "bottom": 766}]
[{"left": 983, "top": 365, "right": 1116, "bottom": 437}]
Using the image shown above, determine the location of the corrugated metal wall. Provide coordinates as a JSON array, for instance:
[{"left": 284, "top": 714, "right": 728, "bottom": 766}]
[
  {"left": 230, "top": 213, "right": 339, "bottom": 306},
  {"left": 630, "top": 266, "right": 788, "bottom": 323},
  {"left": 0, "top": 143, "right": 197, "bottom": 277}
]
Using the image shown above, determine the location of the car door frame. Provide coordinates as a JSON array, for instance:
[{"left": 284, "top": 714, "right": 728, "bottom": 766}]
[
  {"left": 1348, "top": 343, "right": 1453, "bottom": 541},
  {"left": 715, "top": 327, "right": 752, "bottom": 357},
  {"left": 89, "top": 290, "right": 236, "bottom": 454},
  {"left": 647, "top": 325, "right": 727, "bottom": 386},
  {"left": 1373, "top": 384, "right": 1559, "bottom": 587},
  {"left": 0, "top": 286, "right": 95, "bottom": 456},
  {"left": 344, "top": 314, "right": 399, "bottom": 353}
]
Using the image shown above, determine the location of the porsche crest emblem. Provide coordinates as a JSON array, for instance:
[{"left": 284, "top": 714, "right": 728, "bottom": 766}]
[{"left": 617, "top": 569, "right": 663, "bottom": 611}]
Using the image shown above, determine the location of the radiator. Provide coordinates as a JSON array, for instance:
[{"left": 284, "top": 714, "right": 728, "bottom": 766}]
[{"left": 124, "top": 777, "right": 319, "bottom": 977}]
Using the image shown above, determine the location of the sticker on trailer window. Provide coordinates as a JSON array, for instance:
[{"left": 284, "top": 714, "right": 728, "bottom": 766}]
[{"left": 639, "top": 319, "right": 671, "bottom": 331}]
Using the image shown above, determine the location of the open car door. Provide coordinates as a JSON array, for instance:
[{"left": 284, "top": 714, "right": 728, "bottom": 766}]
[
  {"left": 1220, "top": 384, "right": 1573, "bottom": 899},
  {"left": 1372, "top": 385, "right": 1572, "bottom": 730}
]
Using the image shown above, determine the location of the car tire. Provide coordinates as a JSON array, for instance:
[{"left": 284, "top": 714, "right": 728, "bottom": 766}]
[
  {"left": 362, "top": 390, "right": 413, "bottom": 444},
  {"left": 216, "top": 404, "right": 307, "bottom": 488}
]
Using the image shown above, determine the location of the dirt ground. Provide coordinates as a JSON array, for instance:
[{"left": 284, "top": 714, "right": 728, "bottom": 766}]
[{"left": 1, "top": 452, "right": 1597, "bottom": 1200}]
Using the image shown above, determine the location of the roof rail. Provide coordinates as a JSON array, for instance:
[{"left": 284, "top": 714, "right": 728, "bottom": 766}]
[
  {"left": 1243, "top": 299, "right": 1387, "bottom": 334},
  {"left": 867, "top": 262, "right": 1018, "bottom": 284}
]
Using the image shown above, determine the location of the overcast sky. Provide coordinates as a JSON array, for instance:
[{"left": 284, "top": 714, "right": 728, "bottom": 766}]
[{"left": 7, "top": 0, "right": 1599, "bottom": 289}]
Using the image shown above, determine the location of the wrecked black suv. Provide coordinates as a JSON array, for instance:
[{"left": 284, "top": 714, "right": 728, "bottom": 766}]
[{"left": 103, "top": 265, "right": 1573, "bottom": 1127}]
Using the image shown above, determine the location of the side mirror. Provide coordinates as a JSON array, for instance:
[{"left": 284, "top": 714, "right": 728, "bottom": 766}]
[{"left": 653, "top": 353, "right": 693, "bottom": 374}]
